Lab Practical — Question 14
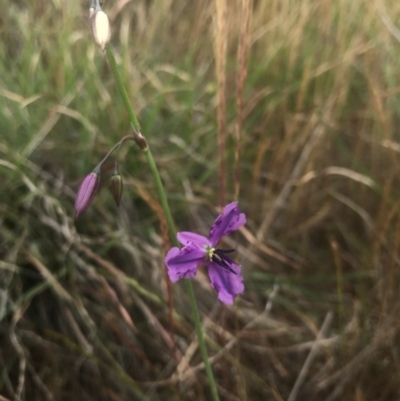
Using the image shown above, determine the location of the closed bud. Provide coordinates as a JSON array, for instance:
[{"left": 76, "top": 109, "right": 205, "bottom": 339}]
[
  {"left": 110, "top": 172, "right": 123, "bottom": 207},
  {"left": 90, "top": 10, "right": 111, "bottom": 51},
  {"left": 75, "top": 171, "right": 100, "bottom": 217},
  {"left": 133, "top": 131, "right": 148, "bottom": 150}
]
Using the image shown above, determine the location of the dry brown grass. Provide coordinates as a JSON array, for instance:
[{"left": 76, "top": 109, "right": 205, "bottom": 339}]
[{"left": 2, "top": 0, "right": 400, "bottom": 400}]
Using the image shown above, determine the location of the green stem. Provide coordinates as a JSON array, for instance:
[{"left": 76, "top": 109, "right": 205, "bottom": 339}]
[
  {"left": 143, "top": 148, "right": 177, "bottom": 245},
  {"left": 105, "top": 45, "right": 220, "bottom": 401},
  {"left": 95, "top": 135, "right": 136, "bottom": 171},
  {"left": 185, "top": 280, "right": 221, "bottom": 401},
  {"left": 106, "top": 46, "right": 141, "bottom": 132},
  {"left": 145, "top": 147, "right": 220, "bottom": 401}
]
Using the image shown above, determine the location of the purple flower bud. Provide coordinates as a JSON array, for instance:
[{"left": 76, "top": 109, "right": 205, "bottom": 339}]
[
  {"left": 110, "top": 173, "right": 123, "bottom": 206},
  {"left": 75, "top": 171, "right": 100, "bottom": 218},
  {"left": 90, "top": 10, "right": 111, "bottom": 51}
]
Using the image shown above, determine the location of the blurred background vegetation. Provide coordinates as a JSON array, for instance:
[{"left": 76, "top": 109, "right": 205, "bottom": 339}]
[{"left": 1, "top": 0, "right": 400, "bottom": 400}]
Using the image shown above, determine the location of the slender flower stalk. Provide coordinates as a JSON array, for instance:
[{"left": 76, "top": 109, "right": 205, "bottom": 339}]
[
  {"left": 144, "top": 147, "right": 221, "bottom": 401},
  {"left": 105, "top": 46, "right": 141, "bottom": 133},
  {"left": 105, "top": 44, "right": 221, "bottom": 401}
]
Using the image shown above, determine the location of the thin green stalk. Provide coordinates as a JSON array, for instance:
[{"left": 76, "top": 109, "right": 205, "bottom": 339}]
[
  {"left": 145, "top": 147, "right": 220, "bottom": 401},
  {"left": 106, "top": 46, "right": 141, "bottom": 132},
  {"left": 105, "top": 44, "right": 220, "bottom": 401},
  {"left": 185, "top": 280, "right": 220, "bottom": 401},
  {"left": 143, "top": 148, "right": 177, "bottom": 244},
  {"left": 95, "top": 135, "right": 136, "bottom": 170}
]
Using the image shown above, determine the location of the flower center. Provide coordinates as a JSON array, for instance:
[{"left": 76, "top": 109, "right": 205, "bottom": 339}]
[{"left": 205, "top": 247, "right": 237, "bottom": 275}]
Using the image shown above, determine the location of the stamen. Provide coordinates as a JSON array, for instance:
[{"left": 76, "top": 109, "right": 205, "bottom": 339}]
[
  {"left": 218, "top": 248, "right": 236, "bottom": 254},
  {"left": 210, "top": 248, "right": 238, "bottom": 275},
  {"left": 214, "top": 249, "right": 235, "bottom": 265},
  {"left": 205, "top": 247, "right": 238, "bottom": 275}
]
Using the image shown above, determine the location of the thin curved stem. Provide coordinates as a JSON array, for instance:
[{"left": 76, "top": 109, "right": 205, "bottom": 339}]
[
  {"left": 106, "top": 46, "right": 141, "bottom": 132},
  {"left": 144, "top": 147, "right": 220, "bottom": 400},
  {"left": 95, "top": 135, "right": 136, "bottom": 171},
  {"left": 105, "top": 44, "right": 220, "bottom": 401}
]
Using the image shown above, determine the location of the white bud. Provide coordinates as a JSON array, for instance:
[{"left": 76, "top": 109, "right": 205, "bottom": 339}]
[{"left": 90, "top": 10, "right": 111, "bottom": 51}]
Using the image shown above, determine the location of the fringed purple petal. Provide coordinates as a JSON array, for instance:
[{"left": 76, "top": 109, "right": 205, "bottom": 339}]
[
  {"left": 177, "top": 232, "right": 211, "bottom": 247},
  {"left": 207, "top": 261, "right": 244, "bottom": 304},
  {"left": 209, "top": 202, "right": 246, "bottom": 245},
  {"left": 164, "top": 244, "right": 205, "bottom": 283}
]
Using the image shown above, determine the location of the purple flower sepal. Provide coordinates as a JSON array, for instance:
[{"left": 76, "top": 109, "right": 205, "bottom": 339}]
[
  {"left": 164, "top": 202, "right": 246, "bottom": 305},
  {"left": 74, "top": 169, "right": 100, "bottom": 218}
]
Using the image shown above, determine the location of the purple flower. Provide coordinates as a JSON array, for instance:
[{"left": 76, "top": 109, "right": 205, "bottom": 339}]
[{"left": 164, "top": 202, "right": 246, "bottom": 304}]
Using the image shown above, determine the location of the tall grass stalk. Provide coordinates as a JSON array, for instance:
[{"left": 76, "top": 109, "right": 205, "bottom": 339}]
[
  {"left": 5, "top": 1, "right": 400, "bottom": 399},
  {"left": 105, "top": 45, "right": 221, "bottom": 401},
  {"left": 234, "top": 0, "right": 252, "bottom": 201},
  {"left": 214, "top": 0, "right": 228, "bottom": 207}
]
